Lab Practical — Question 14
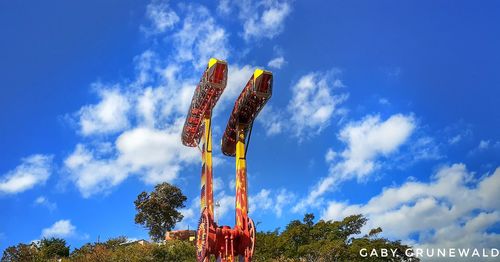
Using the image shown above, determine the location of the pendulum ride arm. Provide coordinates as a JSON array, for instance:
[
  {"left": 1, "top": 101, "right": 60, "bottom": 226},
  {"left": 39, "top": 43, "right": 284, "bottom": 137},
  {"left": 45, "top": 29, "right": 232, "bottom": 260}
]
[
  {"left": 221, "top": 69, "right": 273, "bottom": 260},
  {"left": 180, "top": 58, "right": 227, "bottom": 261},
  {"left": 181, "top": 58, "right": 227, "bottom": 217}
]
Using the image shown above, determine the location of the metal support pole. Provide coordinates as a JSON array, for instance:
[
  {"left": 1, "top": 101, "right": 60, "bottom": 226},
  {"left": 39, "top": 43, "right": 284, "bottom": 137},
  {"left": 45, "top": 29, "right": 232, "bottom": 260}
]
[
  {"left": 201, "top": 117, "right": 214, "bottom": 218},
  {"left": 235, "top": 125, "right": 248, "bottom": 231}
]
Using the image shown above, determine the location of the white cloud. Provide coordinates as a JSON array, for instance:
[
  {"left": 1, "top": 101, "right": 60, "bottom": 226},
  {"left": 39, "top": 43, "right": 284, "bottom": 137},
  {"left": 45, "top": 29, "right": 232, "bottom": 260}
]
[
  {"left": 378, "top": 98, "right": 390, "bottom": 105},
  {"left": 0, "top": 155, "right": 52, "bottom": 194},
  {"left": 64, "top": 144, "right": 129, "bottom": 198},
  {"left": 259, "top": 71, "right": 348, "bottom": 138},
  {"left": 175, "top": 196, "right": 200, "bottom": 230},
  {"left": 34, "top": 196, "right": 57, "bottom": 211},
  {"left": 294, "top": 114, "right": 415, "bottom": 211},
  {"left": 333, "top": 114, "right": 415, "bottom": 181},
  {"left": 213, "top": 177, "right": 224, "bottom": 193},
  {"left": 244, "top": 1, "right": 291, "bottom": 40},
  {"left": 218, "top": 0, "right": 292, "bottom": 40},
  {"left": 249, "top": 188, "right": 295, "bottom": 217},
  {"left": 267, "top": 56, "right": 286, "bottom": 69},
  {"left": 143, "top": 0, "right": 179, "bottom": 35},
  {"left": 41, "top": 220, "right": 76, "bottom": 238},
  {"left": 65, "top": 47, "right": 201, "bottom": 198},
  {"left": 274, "top": 189, "right": 295, "bottom": 217},
  {"left": 65, "top": 122, "right": 199, "bottom": 197},
  {"left": 172, "top": 5, "right": 229, "bottom": 69},
  {"left": 176, "top": 207, "right": 195, "bottom": 230},
  {"left": 325, "top": 148, "right": 337, "bottom": 162},
  {"left": 445, "top": 122, "right": 473, "bottom": 146},
  {"left": 250, "top": 189, "right": 273, "bottom": 211},
  {"left": 133, "top": 50, "right": 159, "bottom": 86},
  {"left": 321, "top": 164, "right": 500, "bottom": 251},
  {"left": 388, "top": 135, "right": 441, "bottom": 171},
  {"left": 406, "top": 136, "right": 441, "bottom": 162},
  {"left": 256, "top": 105, "right": 285, "bottom": 136},
  {"left": 448, "top": 134, "right": 462, "bottom": 145},
  {"left": 468, "top": 139, "right": 500, "bottom": 156},
  {"left": 229, "top": 178, "right": 236, "bottom": 191},
  {"left": 136, "top": 87, "right": 159, "bottom": 127},
  {"left": 478, "top": 140, "right": 490, "bottom": 150},
  {"left": 288, "top": 71, "right": 348, "bottom": 138},
  {"left": 78, "top": 88, "right": 131, "bottom": 136},
  {"left": 154, "top": 64, "right": 198, "bottom": 119},
  {"left": 217, "top": 0, "right": 232, "bottom": 14},
  {"left": 216, "top": 193, "right": 236, "bottom": 220},
  {"left": 116, "top": 123, "right": 198, "bottom": 184},
  {"left": 216, "top": 64, "right": 255, "bottom": 113}
]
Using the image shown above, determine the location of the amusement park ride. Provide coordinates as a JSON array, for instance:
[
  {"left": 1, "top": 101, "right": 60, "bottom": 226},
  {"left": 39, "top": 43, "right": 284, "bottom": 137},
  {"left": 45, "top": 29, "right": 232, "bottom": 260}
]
[{"left": 181, "top": 58, "right": 273, "bottom": 261}]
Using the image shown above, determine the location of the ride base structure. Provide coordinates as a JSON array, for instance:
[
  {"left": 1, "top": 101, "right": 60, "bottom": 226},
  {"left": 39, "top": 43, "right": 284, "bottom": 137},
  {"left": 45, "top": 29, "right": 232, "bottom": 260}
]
[{"left": 181, "top": 58, "right": 273, "bottom": 262}]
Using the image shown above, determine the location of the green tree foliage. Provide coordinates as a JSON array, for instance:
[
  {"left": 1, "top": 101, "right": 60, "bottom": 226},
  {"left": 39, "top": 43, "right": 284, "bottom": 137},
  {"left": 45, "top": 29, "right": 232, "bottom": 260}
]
[
  {"left": 150, "top": 240, "right": 196, "bottom": 261},
  {"left": 103, "top": 236, "right": 128, "bottom": 249},
  {"left": 69, "top": 238, "right": 195, "bottom": 262},
  {"left": 254, "top": 214, "right": 419, "bottom": 262},
  {"left": 40, "top": 238, "right": 70, "bottom": 259},
  {"left": 1, "top": 243, "right": 42, "bottom": 262},
  {"left": 134, "top": 182, "right": 187, "bottom": 242},
  {"left": 2, "top": 238, "right": 70, "bottom": 262}
]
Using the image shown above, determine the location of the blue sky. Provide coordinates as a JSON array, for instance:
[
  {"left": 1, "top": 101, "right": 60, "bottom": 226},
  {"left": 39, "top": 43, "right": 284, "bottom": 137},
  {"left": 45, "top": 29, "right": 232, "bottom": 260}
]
[{"left": 1, "top": 0, "right": 499, "bottom": 254}]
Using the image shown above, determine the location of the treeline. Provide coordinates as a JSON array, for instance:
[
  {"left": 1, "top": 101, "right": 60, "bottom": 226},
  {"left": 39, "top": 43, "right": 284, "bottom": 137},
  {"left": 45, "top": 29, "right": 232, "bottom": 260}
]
[
  {"left": 2, "top": 214, "right": 418, "bottom": 262},
  {"left": 2, "top": 237, "right": 195, "bottom": 262},
  {"left": 254, "top": 214, "right": 418, "bottom": 261}
]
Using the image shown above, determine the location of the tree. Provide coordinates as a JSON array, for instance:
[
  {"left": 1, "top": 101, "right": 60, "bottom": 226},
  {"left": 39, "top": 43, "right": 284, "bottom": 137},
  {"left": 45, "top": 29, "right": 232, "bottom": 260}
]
[
  {"left": 134, "top": 182, "right": 187, "bottom": 242},
  {"left": 69, "top": 238, "right": 195, "bottom": 262},
  {"left": 303, "top": 213, "right": 315, "bottom": 227},
  {"left": 1, "top": 238, "right": 69, "bottom": 262},
  {"left": 70, "top": 243, "right": 111, "bottom": 262},
  {"left": 254, "top": 214, "right": 419, "bottom": 262},
  {"left": 39, "top": 238, "right": 70, "bottom": 259},
  {"left": 151, "top": 240, "right": 196, "bottom": 261},
  {"left": 1, "top": 243, "right": 41, "bottom": 262},
  {"left": 103, "top": 236, "right": 128, "bottom": 249},
  {"left": 254, "top": 229, "right": 282, "bottom": 261}
]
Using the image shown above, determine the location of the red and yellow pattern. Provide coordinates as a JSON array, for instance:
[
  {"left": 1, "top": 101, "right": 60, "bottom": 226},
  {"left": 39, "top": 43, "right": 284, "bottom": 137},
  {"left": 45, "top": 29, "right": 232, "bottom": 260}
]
[
  {"left": 235, "top": 127, "right": 248, "bottom": 230},
  {"left": 200, "top": 118, "right": 214, "bottom": 217}
]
